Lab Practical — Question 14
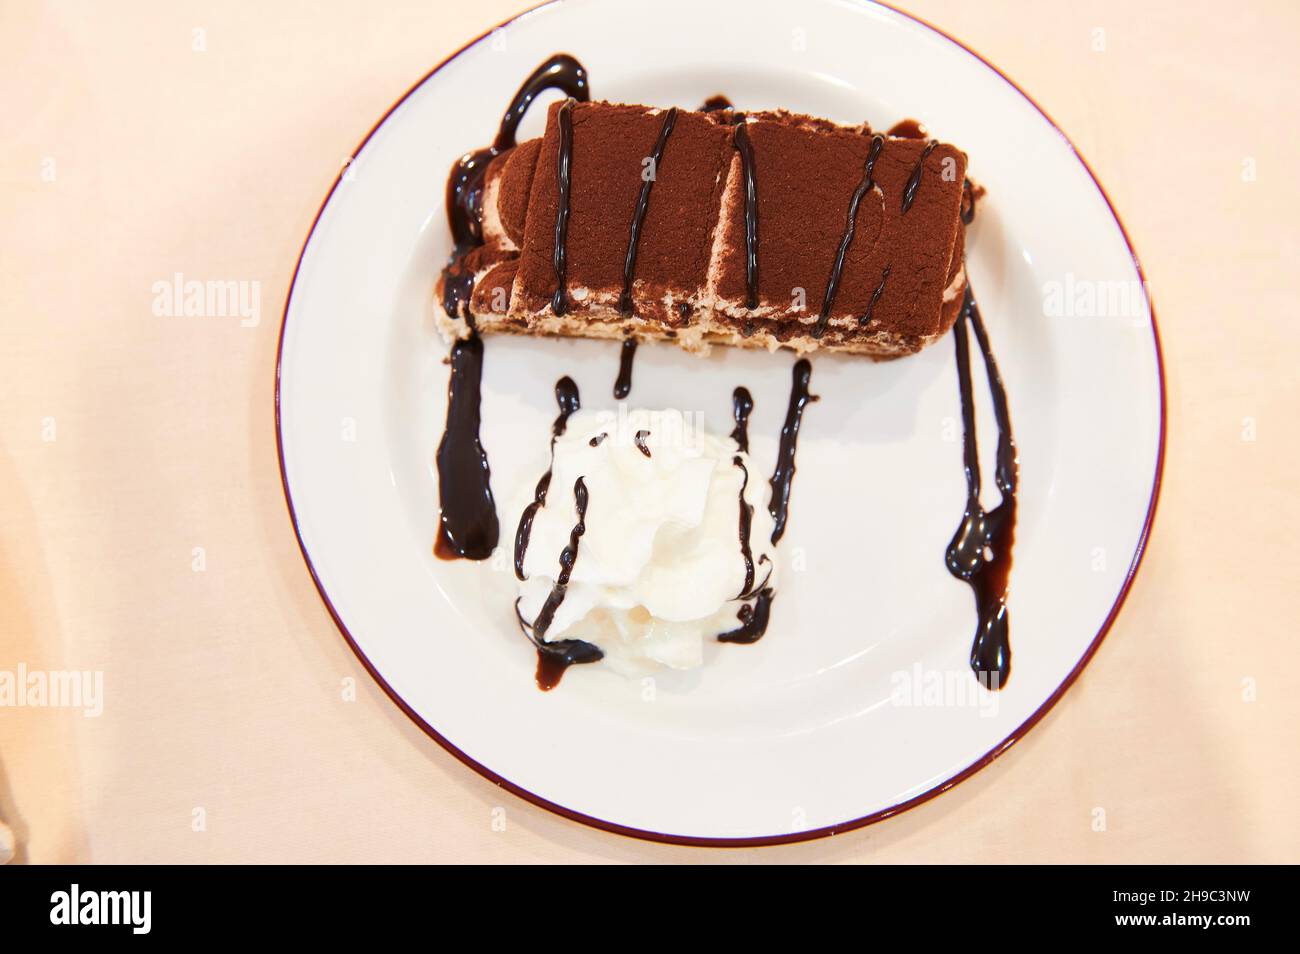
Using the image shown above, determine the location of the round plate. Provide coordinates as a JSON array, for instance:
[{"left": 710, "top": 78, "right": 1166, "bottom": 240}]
[{"left": 277, "top": 0, "right": 1164, "bottom": 844}]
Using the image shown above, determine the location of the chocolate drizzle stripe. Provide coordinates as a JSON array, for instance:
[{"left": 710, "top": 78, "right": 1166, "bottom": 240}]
[
  {"left": 960, "top": 177, "right": 977, "bottom": 225},
  {"left": 516, "top": 599, "right": 603, "bottom": 692},
  {"left": 768, "top": 358, "right": 817, "bottom": 544},
  {"left": 514, "top": 377, "right": 580, "bottom": 580},
  {"left": 945, "top": 287, "right": 1017, "bottom": 688},
  {"left": 447, "top": 55, "right": 590, "bottom": 295},
  {"left": 732, "top": 115, "right": 760, "bottom": 310},
  {"left": 530, "top": 476, "right": 589, "bottom": 640},
  {"left": 718, "top": 588, "right": 774, "bottom": 644},
  {"left": 434, "top": 334, "right": 498, "bottom": 560},
  {"left": 727, "top": 385, "right": 761, "bottom": 599},
  {"left": 441, "top": 267, "right": 477, "bottom": 328},
  {"left": 887, "top": 118, "right": 927, "bottom": 140},
  {"left": 550, "top": 98, "right": 576, "bottom": 316},
  {"left": 634, "top": 429, "right": 652, "bottom": 458},
  {"left": 858, "top": 265, "right": 892, "bottom": 327},
  {"left": 901, "top": 139, "right": 939, "bottom": 214},
  {"left": 495, "top": 54, "right": 590, "bottom": 152},
  {"left": 814, "top": 134, "right": 885, "bottom": 339},
  {"left": 620, "top": 107, "right": 678, "bottom": 316},
  {"left": 514, "top": 471, "right": 552, "bottom": 575},
  {"left": 733, "top": 455, "right": 757, "bottom": 599},
  {"left": 730, "top": 386, "right": 753, "bottom": 453},
  {"left": 533, "top": 636, "right": 603, "bottom": 691},
  {"left": 613, "top": 338, "right": 637, "bottom": 399}
]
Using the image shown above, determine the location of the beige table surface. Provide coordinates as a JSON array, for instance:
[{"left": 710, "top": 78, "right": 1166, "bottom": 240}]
[{"left": 2, "top": 0, "right": 1297, "bottom": 864}]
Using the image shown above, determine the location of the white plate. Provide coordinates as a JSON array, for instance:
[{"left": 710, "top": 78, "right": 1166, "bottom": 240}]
[{"left": 277, "top": 0, "right": 1164, "bottom": 843}]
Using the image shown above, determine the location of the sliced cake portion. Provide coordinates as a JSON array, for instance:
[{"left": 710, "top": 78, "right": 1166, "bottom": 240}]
[
  {"left": 511, "top": 102, "right": 733, "bottom": 342},
  {"left": 435, "top": 99, "right": 972, "bottom": 358}
]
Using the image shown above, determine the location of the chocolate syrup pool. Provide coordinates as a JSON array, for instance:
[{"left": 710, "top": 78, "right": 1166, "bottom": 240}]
[
  {"left": 433, "top": 333, "right": 496, "bottom": 560},
  {"left": 433, "top": 56, "right": 1017, "bottom": 690}
]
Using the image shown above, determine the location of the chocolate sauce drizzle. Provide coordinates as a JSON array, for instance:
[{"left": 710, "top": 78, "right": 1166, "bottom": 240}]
[
  {"left": 901, "top": 139, "right": 939, "bottom": 214},
  {"left": 550, "top": 98, "right": 576, "bottom": 316},
  {"left": 516, "top": 599, "right": 603, "bottom": 691},
  {"left": 620, "top": 107, "right": 678, "bottom": 316},
  {"left": 718, "top": 588, "right": 774, "bottom": 644},
  {"left": 960, "top": 178, "right": 978, "bottom": 225},
  {"left": 859, "top": 265, "right": 892, "bottom": 327},
  {"left": 732, "top": 455, "right": 759, "bottom": 599},
  {"left": 731, "top": 115, "right": 760, "bottom": 310},
  {"left": 887, "top": 118, "right": 927, "bottom": 139},
  {"left": 441, "top": 55, "right": 589, "bottom": 309},
  {"left": 434, "top": 334, "right": 499, "bottom": 560},
  {"left": 441, "top": 269, "right": 478, "bottom": 328},
  {"left": 814, "top": 133, "right": 885, "bottom": 339},
  {"left": 768, "top": 359, "right": 817, "bottom": 544},
  {"left": 533, "top": 635, "right": 603, "bottom": 691},
  {"left": 730, "top": 386, "right": 753, "bottom": 452},
  {"left": 946, "top": 287, "right": 1017, "bottom": 688},
  {"left": 436, "top": 54, "right": 590, "bottom": 561},
  {"left": 725, "top": 386, "right": 771, "bottom": 602},
  {"left": 497, "top": 56, "right": 590, "bottom": 150},
  {"left": 530, "top": 476, "right": 588, "bottom": 637},
  {"left": 613, "top": 338, "right": 637, "bottom": 399},
  {"left": 513, "top": 377, "right": 581, "bottom": 579},
  {"left": 700, "top": 94, "right": 733, "bottom": 112},
  {"left": 516, "top": 475, "right": 603, "bottom": 690},
  {"left": 634, "top": 429, "right": 652, "bottom": 458}
]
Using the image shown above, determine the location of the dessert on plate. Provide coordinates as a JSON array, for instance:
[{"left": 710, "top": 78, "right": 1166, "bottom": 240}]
[
  {"left": 431, "top": 55, "right": 1014, "bottom": 692},
  {"left": 435, "top": 98, "right": 973, "bottom": 358}
]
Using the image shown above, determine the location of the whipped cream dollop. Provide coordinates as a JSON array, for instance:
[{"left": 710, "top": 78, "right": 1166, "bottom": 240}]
[{"left": 515, "top": 407, "right": 776, "bottom": 677}]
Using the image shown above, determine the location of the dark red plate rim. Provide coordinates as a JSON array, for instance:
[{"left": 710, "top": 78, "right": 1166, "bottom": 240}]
[{"left": 274, "top": 0, "right": 1167, "bottom": 848}]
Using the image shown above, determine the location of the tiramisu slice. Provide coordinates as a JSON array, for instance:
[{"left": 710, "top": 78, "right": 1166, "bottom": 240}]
[{"left": 436, "top": 99, "right": 971, "bottom": 358}]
